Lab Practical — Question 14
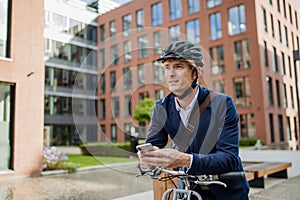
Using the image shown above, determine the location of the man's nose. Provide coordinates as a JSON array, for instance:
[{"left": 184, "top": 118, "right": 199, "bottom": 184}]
[{"left": 167, "top": 68, "right": 176, "bottom": 76}]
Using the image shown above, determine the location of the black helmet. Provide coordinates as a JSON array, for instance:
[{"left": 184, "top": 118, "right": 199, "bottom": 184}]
[{"left": 157, "top": 40, "right": 204, "bottom": 67}]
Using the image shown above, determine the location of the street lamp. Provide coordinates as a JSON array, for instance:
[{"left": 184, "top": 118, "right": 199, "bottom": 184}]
[{"left": 293, "top": 49, "right": 300, "bottom": 149}]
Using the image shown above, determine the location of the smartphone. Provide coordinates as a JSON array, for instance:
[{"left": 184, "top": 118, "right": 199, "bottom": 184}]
[{"left": 136, "top": 143, "right": 154, "bottom": 153}]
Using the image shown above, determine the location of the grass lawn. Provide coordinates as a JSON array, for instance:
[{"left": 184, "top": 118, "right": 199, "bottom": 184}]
[{"left": 66, "top": 154, "right": 138, "bottom": 167}]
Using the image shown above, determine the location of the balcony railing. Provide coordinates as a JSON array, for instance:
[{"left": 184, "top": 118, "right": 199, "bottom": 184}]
[
  {"left": 45, "top": 85, "right": 97, "bottom": 100},
  {"left": 45, "top": 57, "right": 97, "bottom": 74}
]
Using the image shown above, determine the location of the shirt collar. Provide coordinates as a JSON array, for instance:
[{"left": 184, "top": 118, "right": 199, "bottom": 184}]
[{"left": 175, "top": 86, "right": 199, "bottom": 111}]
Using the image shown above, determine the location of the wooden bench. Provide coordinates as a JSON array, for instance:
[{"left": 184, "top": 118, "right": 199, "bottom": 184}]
[{"left": 243, "top": 161, "right": 292, "bottom": 188}]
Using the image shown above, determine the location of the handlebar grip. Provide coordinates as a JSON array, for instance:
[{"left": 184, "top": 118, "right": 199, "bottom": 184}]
[{"left": 218, "top": 172, "right": 245, "bottom": 179}]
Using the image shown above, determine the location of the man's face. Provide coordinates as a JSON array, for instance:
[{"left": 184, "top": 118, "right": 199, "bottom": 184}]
[{"left": 163, "top": 59, "right": 196, "bottom": 96}]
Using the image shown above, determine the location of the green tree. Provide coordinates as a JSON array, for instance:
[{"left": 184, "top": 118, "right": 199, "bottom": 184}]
[{"left": 133, "top": 98, "right": 155, "bottom": 123}]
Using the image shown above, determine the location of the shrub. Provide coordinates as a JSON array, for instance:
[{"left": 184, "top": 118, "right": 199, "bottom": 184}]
[
  {"left": 79, "top": 142, "right": 131, "bottom": 157},
  {"left": 43, "top": 146, "right": 79, "bottom": 173},
  {"left": 239, "top": 137, "right": 260, "bottom": 146}
]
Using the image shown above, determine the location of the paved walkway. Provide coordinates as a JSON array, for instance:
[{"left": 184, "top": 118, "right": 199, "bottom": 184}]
[{"left": 0, "top": 149, "right": 299, "bottom": 199}]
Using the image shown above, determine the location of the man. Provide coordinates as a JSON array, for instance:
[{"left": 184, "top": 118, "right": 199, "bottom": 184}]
[{"left": 137, "top": 40, "right": 249, "bottom": 199}]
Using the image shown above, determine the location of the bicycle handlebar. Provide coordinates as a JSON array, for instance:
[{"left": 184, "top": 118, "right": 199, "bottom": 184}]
[
  {"left": 137, "top": 166, "right": 246, "bottom": 190},
  {"left": 137, "top": 166, "right": 245, "bottom": 180},
  {"left": 216, "top": 171, "right": 245, "bottom": 179}
]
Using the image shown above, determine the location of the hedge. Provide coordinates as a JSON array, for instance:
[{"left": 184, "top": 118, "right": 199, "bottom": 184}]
[
  {"left": 239, "top": 137, "right": 260, "bottom": 146},
  {"left": 79, "top": 142, "right": 131, "bottom": 157}
]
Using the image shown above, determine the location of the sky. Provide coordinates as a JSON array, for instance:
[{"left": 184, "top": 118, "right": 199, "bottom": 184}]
[{"left": 80, "top": 0, "right": 132, "bottom": 5}]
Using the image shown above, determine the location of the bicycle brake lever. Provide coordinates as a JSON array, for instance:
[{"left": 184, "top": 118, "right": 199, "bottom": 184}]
[{"left": 194, "top": 180, "right": 227, "bottom": 188}]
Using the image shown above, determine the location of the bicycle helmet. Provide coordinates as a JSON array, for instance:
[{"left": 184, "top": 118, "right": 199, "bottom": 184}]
[
  {"left": 157, "top": 40, "right": 204, "bottom": 68},
  {"left": 158, "top": 41, "right": 204, "bottom": 99}
]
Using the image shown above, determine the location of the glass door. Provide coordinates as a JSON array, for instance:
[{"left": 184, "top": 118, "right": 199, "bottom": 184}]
[{"left": 0, "top": 82, "right": 14, "bottom": 171}]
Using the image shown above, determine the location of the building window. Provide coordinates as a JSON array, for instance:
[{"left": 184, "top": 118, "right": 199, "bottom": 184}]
[
  {"left": 294, "top": 117, "right": 298, "bottom": 141},
  {"left": 100, "top": 74, "right": 105, "bottom": 94},
  {"left": 100, "top": 99, "right": 106, "bottom": 119},
  {"left": 288, "top": 56, "right": 292, "bottom": 78},
  {"left": 153, "top": 31, "right": 162, "bottom": 55},
  {"left": 111, "top": 124, "right": 117, "bottom": 142},
  {"left": 278, "top": 115, "right": 284, "bottom": 142},
  {"left": 210, "top": 45, "right": 225, "bottom": 74},
  {"left": 271, "top": 46, "right": 278, "bottom": 72},
  {"left": 286, "top": 117, "right": 291, "bottom": 141},
  {"left": 138, "top": 35, "right": 148, "bottom": 59},
  {"left": 154, "top": 61, "right": 164, "bottom": 83},
  {"left": 152, "top": 2, "right": 163, "bottom": 26},
  {"left": 100, "top": 125, "right": 106, "bottom": 142},
  {"left": 111, "top": 97, "right": 120, "bottom": 118},
  {"left": 109, "top": 20, "right": 116, "bottom": 39},
  {"left": 188, "top": 0, "right": 200, "bottom": 14},
  {"left": 239, "top": 114, "right": 256, "bottom": 138},
  {"left": 210, "top": 12, "right": 222, "bottom": 40},
  {"left": 234, "top": 39, "right": 250, "bottom": 70},
  {"left": 0, "top": 0, "right": 11, "bottom": 58},
  {"left": 136, "top": 9, "right": 144, "bottom": 30},
  {"left": 186, "top": 19, "right": 200, "bottom": 42},
  {"left": 262, "top": 7, "right": 267, "bottom": 33},
  {"left": 290, "top": 86, "right": 294, "bottom": 109},
  {"left": 124, "top": 95, "right": 131, "bottom": 117},
  {"left": 139, "top": 92, "right": 149, "bottom": 101},
  {"left": 99, "top": 24, "right": 105, "bottom": 43},
  {"left": 228, "top": 5, "right": 246, "bottom": 35},
  {"left": 269, "top": 113, "right": 275, "bottom": 143},
  {"left": 170, "top": 0, "right": 182, "bottom": 20},
  {"left": 270, "top": 14, "right": 274, "bottom": 37},
  {"left": 110, "top": 71, "right": 116, "bottom": 92},
  {"left": 284, "top": 26, "right": 289, "bottom": 47},
  {"left": 295, "top": 11, "right": 299, "bottom": 29},
  {"left": 110, "top": 44, "right": 119, "bottom": 65},
  {"left": 138, "top": 64, "right": 145, "bottom": 86},
  {"left": 207, "top": 0, "right": 221, "bottom": 8},
  {"left": 124, "top": 40, "right": 131, "bottom": 63},
  {"left": 282, "top": 1, "right": 287, "bottom": 18},
  {"left": 169, "top": 25, "right": 180, "bottom": 42},
  {"left": 123, "top": 67, "right": 132, "bottom": 90},
  {"left": 280, "top": 52, "right": 286, "bottom": 75},
  {"left": 100, "top": 48, "right": 105, "bottom": 69},
  {"left": 275, "top": 80, "right": 281, "bottom": 107},
  {"left": 277, "top": 0, "right": 281, "bottom": 13},
  {"left": 0, "top": 82, "right": 14, "bottom": 170},
  {"left": 263, "top": 41, "right": 269, "bottom": 68},
  {"left": 122, "top": 14, "right": 132, "bottom": 36},
  {"left": 266, "top": 76, "right": 274, "bottom": 106},
  {"left": 87, "top": 25, "right": 97, "bottom": 43},
  {"left": 278, "top": 20, "right": 282, "bottom": 42},
  {"left": 155, "top": 89, "right": 164, "bottom": 100},
  {"left": 283, "top": 83, "right": 287, "bottom": 108},
  {"left": 233, "top": 76, "right": 251, "bottom": 107},
  {"left": 213, "top": 80, "right": 225, "bottom": 93}
]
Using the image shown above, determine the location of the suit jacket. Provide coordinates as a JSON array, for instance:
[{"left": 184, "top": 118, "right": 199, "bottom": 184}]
[{"left": 146, "top": 86, "right": 250, "bottom": 200}]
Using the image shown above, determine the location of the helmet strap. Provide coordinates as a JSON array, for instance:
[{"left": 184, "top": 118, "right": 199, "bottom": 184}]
[{"left": 175, "top": 78, "right": 198, "bottom": 100}]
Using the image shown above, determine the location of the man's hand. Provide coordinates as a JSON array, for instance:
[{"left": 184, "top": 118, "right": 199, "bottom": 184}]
[{"left": 138, "top": 148, "right": 191, "bottom": 169}]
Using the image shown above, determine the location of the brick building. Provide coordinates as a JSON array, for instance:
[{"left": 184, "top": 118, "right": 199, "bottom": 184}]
[
  {"left": 0, "top": 0, "right": 44, "bottom": 177},
  {"left": 97, "top": 0, "right": 300, "bottom": 148}
]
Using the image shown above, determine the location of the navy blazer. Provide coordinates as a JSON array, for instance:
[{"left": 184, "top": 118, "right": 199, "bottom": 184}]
[{"left": 146, "top": 86, "right": 249, "bottom": 200}]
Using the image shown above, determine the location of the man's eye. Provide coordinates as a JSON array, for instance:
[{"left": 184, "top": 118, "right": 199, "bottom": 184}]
[{"left": 175, "top": 65, "right": 184, "bottom": 69}]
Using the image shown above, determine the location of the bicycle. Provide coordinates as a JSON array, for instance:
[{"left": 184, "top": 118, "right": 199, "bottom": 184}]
[{"left": 137, "top": 166, "right": 245, "bottom": 200}]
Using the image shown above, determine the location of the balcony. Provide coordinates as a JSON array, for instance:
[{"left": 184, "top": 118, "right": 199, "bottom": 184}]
[
  {"left": 45, "top": 85, "right": 97, "bottom": 100},
  {"left": 45, "top": 57, "right": 97, "bottom": 74},
  {"left": 44, "top": 115, "right": 97, "bottom": 125}
]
